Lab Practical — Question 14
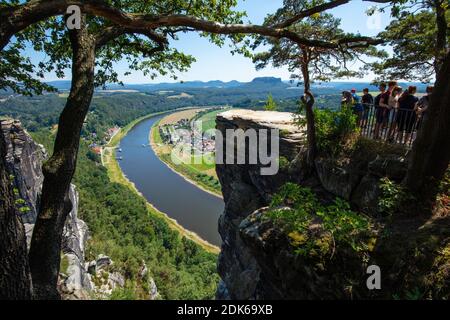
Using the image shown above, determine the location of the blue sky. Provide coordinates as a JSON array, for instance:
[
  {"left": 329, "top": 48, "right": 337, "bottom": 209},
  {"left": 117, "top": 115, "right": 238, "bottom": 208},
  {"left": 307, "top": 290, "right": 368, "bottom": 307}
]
[{"left": 30, "top": 0, "right": 392, "bottom": 83}]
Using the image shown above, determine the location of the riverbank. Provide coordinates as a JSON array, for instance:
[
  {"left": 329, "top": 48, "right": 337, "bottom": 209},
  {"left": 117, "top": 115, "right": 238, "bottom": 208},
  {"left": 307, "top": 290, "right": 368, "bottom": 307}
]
[
  {"left": 150, "top": 111, "right": 223, "bottom": 198},
  {"left": 103, "top": 110, "right": 220, "bottom": 254}
]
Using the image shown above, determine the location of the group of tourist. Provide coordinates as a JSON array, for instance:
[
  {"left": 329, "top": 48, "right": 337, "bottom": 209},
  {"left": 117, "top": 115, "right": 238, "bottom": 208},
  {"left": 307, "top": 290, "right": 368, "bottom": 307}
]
[{"left": 341, "top": 81, "right": 433, "bottom": 144}]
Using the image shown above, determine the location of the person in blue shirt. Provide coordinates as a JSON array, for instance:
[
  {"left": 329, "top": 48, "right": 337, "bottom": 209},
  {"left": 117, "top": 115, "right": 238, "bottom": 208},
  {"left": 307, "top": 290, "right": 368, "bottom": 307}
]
[{"left": 351, "top": 89, "right": 363, "bottom": 126}]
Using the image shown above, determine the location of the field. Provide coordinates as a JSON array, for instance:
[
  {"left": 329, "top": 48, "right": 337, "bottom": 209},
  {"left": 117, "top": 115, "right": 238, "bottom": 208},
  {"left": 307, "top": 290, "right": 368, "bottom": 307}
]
[
  {"left": 167, "top": 92, "right": 194, "bottom": 99},
  {"left": 170, "top": 151, "right": 217, "bottom": 177},
  {"left": 195, "top": 109, "right": 226, "bottom": 133},
  {"left": 158, "top": 108, "right": 202, "bottom": 125}
]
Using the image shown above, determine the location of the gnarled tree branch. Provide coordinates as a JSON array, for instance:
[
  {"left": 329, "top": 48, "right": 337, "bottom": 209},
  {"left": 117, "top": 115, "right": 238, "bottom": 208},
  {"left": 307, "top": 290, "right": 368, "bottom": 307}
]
[
  {"left": 271, "top": 0, "right": 350, "bottom": 29},
  {"left": 0, "top": 0, "right": 384, "bottom": 51}
]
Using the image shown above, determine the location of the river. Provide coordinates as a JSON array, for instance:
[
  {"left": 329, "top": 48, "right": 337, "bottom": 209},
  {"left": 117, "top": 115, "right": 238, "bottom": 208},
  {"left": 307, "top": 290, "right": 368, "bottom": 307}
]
[{"left": 118, "top": 114, "right": 224, "bottom": 246}]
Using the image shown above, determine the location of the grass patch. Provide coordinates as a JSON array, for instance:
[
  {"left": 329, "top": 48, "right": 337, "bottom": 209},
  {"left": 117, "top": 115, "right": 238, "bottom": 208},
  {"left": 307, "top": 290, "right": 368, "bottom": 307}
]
[
  {"left": 195, "top": 109, "right": 226, "bottom": 133},
  {"left": 60, "top": 254, "right": 69, "bottom": 275}
]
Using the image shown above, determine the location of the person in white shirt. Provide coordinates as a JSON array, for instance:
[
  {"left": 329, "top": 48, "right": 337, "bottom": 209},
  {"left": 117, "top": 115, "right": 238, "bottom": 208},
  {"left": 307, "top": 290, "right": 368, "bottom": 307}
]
[{"left": 386, "top": 86, "right": 403, "bottom": 141}]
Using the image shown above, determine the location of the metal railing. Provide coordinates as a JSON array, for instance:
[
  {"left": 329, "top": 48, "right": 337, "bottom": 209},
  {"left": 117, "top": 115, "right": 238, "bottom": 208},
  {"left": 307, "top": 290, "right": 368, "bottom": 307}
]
[{"left": 355, "top": 103, "right": 422, "bottom": 148}]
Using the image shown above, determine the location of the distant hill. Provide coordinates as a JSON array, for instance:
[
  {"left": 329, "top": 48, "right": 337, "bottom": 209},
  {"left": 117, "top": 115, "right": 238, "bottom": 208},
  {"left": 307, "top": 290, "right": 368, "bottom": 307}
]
[
  {"left": 45, "top": 80, "right": 72, "bottom": 90},
  {"left": 241, "top": 77, "right": 289, "bottom": 90},
  {"left": 249, "top": 77, "right": 285, "bottom": 85},
  {"left": 106, "top": 80, "right": 243, "bottom": 91},
  {"left": 41, "top": 78, "right": 430, "bottom": 95},
  {"left": 43, "top": 77, "right": 292, "bottom": 92}
]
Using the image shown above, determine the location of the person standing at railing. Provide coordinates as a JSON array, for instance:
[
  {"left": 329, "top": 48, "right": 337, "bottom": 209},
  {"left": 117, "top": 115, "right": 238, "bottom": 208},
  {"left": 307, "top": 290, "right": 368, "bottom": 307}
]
[
  {"left": 379, "top": 81, "right": 396, "bottom": 121},
  {"left": 389, "top": 86, "right": 403, "bottom": 118},
  {"left": 415, "top": 85, "right": 434, "bottom": 129},
  {"left": 351, "top": 88, "right": 363, "bottom": 126},
  {"left": 361, "top": 88, "right": 373, "bottom": 128},
  {"left": 397, "top": 86, "right": 418, "bottom": 144},
  {"left": 374, "top": 83, "right": 387, "bottom": 139},
  {"left": 386, "top": 86, "right": 403, "bottom": 142},
  {"left": 341, "top": 90, "right": 353, "bottom": 106},
  {"left": 379, "top": 81, "right": 397, "bottom": 139}
]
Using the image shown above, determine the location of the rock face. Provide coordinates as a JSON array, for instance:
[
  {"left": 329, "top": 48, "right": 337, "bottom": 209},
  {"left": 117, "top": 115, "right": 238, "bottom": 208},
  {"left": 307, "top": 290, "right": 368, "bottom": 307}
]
[
  {"left": 1, "top": 120, "right": 45, "bottom": 227},
  {"left": 138, "top": 260, "right": 160, "bottom": 300},
  {"left": 214, "top": 110, "right": 449, "bottom": 300},
  {"left": 215, "top": 110, "right": 305, "bottom": 299},
  {"left": 314, "top": 154, "right": 408, "bottom": 212},
  {"left": 0, "top": 119, "right": 91, "bottom": 299},
  {"left": 84, "top": 254, "right": 124, "bottom": 299},
  {"left": 59, "top": 185, "right": 92, "bottom": 299}
]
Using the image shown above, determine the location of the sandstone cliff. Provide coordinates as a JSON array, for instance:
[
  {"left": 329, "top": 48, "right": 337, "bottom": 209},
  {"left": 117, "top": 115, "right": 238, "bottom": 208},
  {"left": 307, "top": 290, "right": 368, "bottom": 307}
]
[
  {"left": 215, "top": 110, "right": 450, "bottom": 300},
  {"left": 0, "top": 119, "right": 92, "bottom": 298},
  {"left": 215, "top": 110, "right": 304, "bottom": 299}
]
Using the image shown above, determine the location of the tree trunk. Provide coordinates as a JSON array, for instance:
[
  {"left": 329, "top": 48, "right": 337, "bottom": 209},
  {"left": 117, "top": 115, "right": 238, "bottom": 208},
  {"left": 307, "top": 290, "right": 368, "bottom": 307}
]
[
  {"left": 28, "top": 25, "right": 95, "bottom": 300},
  {"left": 0, "top": 127, "right": 32, "bottom": 299},
  {"left": 434, "top": 0, "right": 447, "bottom": 72},
  {"left": 300, "top": 53, "right": 317, "bottom": 169},
  {"left": 405, "top": 50, "right": 450, "bottom": 200}
]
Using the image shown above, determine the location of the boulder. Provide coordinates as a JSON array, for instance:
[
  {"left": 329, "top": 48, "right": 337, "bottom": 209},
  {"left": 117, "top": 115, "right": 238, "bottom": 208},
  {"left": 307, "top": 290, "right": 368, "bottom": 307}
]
[
  {"left": 368, "top": 154, "right": 407, "bottom": 181},
  {"left": 314, "top": 158, "right": 361, "bottom": 200},
  {"left": 96, "top": 254, "right": 113, "bottom": 271}
]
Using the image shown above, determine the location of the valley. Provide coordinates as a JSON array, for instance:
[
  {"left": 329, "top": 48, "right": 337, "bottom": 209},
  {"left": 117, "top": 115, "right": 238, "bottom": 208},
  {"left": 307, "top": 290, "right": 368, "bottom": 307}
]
[{"left": 115, "top": 112, "right": 224, "bottom": 247}]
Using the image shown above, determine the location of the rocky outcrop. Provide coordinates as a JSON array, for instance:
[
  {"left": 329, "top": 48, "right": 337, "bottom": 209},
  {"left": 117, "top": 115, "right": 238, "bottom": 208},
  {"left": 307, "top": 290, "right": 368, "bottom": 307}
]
[
  {"left": 1, "top": 120, "right": 45, "bottom": 228},
  {"left": 138, "top": 260, "right": 160, "bottom": 300},
  {"left": 215, "top": 110, "right": 305, "bottom": 299},
  {"left": 315, "top": 153, "right": 408, "bottom": 212},
  {"left": 0, "top": 120, "right": 32, "bottom": 299},
  {"left": 84, "top": 256, "right": 159, "bottom": 299},
  {"left": 0, "top": 119, "right": 91, "bottom": 299},
  {"left": 238, "top": 207, "right": 367, "bottom": 299},
  {"left": 59, "top": 185, "right": 92, "bottom": 299},
  {"left": 84, "top": 255, "right": 124, "bottom": 299},
  {"left": 215, "top": 110, "right": 449, "bottom": 300}
]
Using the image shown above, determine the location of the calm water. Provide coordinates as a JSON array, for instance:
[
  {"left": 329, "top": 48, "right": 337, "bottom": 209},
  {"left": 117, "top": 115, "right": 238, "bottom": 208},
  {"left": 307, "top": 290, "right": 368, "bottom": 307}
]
[{"left": 118, "top": 114, "right": 224, "bottom": 246}]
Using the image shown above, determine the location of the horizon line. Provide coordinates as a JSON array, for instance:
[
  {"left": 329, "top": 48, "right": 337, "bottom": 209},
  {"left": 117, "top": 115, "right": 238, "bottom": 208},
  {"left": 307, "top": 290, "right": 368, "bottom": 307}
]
[{"left": 44, "top": 79, "right": 431, "bottom": 85}]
